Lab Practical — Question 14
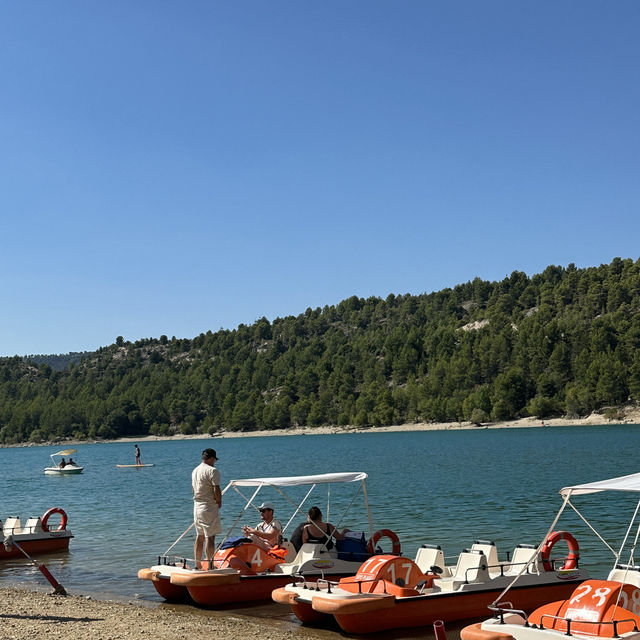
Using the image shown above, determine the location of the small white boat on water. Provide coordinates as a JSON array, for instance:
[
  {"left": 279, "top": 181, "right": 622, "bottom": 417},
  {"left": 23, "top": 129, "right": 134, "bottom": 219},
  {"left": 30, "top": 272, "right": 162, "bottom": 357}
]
[{"left": 44, "top": 449, "right": 84, "bottom": 475}]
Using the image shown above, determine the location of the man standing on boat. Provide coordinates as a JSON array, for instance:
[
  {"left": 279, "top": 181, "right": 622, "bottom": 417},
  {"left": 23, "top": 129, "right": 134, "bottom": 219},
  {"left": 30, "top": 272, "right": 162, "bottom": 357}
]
[
  {"left": 192, "top": 448, "right": 222, "bottom": 569},
  {"left": 243, "top": 502, "right": 282, "bottom": 551},
  {"left": 134, "top": 445, "right": 141, "bottom": 465}
]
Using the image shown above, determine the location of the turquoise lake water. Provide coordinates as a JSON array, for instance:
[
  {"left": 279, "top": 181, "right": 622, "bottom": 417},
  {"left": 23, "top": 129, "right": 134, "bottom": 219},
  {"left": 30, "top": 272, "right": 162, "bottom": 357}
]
[{"left": 2, "top": 424, "right": 640, "bottom": 603}]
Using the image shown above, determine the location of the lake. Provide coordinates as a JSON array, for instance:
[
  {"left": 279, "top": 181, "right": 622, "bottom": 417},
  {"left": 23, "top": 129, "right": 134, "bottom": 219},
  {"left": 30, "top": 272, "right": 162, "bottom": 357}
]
[{"left": 2, "top": 424, "right": 640, "bottom": 604}]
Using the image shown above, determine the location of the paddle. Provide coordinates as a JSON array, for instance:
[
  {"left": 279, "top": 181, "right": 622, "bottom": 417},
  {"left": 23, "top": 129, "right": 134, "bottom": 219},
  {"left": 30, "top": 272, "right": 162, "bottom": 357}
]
[{"left": 3, "top": 534, "right": 67, "bottom": 595}]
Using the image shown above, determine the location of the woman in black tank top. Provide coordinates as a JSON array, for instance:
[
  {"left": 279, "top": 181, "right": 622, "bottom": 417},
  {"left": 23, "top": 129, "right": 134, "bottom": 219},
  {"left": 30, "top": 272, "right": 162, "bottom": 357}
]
[{"left": 302, "top": 506, "right": 347, "bottom": 548}]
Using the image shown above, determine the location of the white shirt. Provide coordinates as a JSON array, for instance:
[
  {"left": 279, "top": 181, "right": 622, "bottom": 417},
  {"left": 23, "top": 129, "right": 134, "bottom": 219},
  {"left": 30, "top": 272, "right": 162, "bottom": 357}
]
[{"left": 192, "top": 462, "right": 220, "bottom": 504}]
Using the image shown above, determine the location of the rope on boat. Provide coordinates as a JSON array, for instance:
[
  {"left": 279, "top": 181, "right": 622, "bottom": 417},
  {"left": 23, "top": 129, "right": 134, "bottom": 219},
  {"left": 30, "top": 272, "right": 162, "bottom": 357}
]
[{"left": 3, "top": 535, "right": 67, "bottom": 595}]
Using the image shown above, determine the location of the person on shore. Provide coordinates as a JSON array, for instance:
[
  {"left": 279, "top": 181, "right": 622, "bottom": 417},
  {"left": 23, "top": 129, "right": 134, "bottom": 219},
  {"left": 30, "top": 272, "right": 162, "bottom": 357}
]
[
  {"left": 301, "top": 506, "right": 347, "bottom": 548},
  {"left": 192, "top": 448, "right": 222, "bottom": 569},
  {"left": 134, "top": 445, "right": 141, "bottom": 465},
  {"left": 59, "top": 458, "right": 67, "bottom": 469},
  {"left": 243, "top": 502, "right": 282, "bottom": 551}
]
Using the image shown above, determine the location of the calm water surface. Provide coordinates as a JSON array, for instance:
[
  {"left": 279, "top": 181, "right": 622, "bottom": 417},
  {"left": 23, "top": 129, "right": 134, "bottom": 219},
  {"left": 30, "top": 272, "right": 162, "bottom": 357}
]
[{"left": 2, "top": 424, "right": 640, "bottom": 605}]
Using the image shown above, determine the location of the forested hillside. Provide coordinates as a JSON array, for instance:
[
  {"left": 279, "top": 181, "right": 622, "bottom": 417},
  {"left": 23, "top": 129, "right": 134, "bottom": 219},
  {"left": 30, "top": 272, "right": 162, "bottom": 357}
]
[{"left": 2, "top": 257, "right": 640, "bottom": 444}]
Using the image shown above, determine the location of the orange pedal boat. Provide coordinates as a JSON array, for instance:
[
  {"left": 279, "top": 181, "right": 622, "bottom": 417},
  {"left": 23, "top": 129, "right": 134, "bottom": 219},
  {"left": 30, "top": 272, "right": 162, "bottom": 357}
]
[
  {"left": 139, "top": 471, "right": 392, "bottom": 606},
  {"left": 273, "top": 534, "right": 588, "bottom": 634}
]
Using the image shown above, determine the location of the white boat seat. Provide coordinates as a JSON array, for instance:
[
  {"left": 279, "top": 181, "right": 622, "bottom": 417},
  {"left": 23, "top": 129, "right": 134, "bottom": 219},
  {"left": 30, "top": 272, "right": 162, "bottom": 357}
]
[
  {"left": 414, "top": 544, "right": 449, "bottom": 576},
  {"left": 433, "top": 549, "right": 489, "bottom": 591},
  {"left": 505, "top": 544, "right": 540, "bottom": 576},
  {"left": 471, "top": 540, "right": 501, "bottom": 576},
  {"left": 608, "top": 564, "right": 640, "bottom": 588},
  {"left": 290, "top": 542, "right": 333, "bottom": 566},
  {"left": 4, "top": 517, "right": 21, "bottom": 534},
  {"left": 23, "top": 517, "right": 42, "bottom": 534}
]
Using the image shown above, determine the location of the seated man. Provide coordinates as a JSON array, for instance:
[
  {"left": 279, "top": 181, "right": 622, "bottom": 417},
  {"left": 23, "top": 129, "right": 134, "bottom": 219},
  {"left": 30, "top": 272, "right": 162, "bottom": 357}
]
[
  {"left": 59, "top": 458, "right": 67, "bottom": 468},
  {"left": 242, "top": 502, "right": 282, "bottom": 551}
]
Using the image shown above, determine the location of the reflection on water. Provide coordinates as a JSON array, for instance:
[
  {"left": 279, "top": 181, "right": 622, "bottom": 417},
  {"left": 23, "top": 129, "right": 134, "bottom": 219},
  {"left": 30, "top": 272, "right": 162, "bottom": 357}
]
[{"left": 2, "top": 424, "right": 640, "bottom": 634}]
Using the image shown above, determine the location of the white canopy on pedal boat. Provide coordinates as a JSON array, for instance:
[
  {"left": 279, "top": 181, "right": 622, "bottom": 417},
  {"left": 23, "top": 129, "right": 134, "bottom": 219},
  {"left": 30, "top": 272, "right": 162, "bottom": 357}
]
[
  {"left": 163, "top": 471, "right": 373, "bottom": 558},
  {"left": 51, "top": 448, "right": 77, "bottom": 457},
  {"left": 220, "top": 471, "right": 372, "bottom": 543},
  {"left": 227, "top": 472, "right": 367, "bottom": 488},
  {"left": 560, "top": 471, "right": 640, "bottom": 496}
]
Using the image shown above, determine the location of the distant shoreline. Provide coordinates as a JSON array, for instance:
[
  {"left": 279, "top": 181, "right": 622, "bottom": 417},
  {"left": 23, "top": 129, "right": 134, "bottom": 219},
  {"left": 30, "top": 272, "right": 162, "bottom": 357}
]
[
  {"left": 5, "top": 409, "right": 639, "bottom": 448},
  {"left": 124, "top": 409, "right": 640, "bottom": 442}
]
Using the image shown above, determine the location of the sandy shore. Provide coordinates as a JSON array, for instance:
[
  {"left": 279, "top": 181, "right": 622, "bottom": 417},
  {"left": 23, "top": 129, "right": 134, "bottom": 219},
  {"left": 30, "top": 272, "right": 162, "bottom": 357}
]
[
  {"left": 0, "top": 585, "right": 468, "bottom": 640},
  {"left": 6, "top": 408, "right": 639, "bottom": 449},
  {"left": 0, "top": 586, "right": 305, "bottom": 640},
  {"left": 117, "top": 407, "right": 640, "bottom": 444}
]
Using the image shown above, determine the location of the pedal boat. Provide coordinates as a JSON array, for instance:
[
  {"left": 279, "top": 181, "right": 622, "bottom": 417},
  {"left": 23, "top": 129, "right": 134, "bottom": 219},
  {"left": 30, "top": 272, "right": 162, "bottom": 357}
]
[
  {"left": 138, "top": 471, "right": 398, "bottom": 606},
  {"left": 462, "top": 471, "right": 640, "bottom": 640},
  {"left": 1, "top": 508, "right": 73, "bottom": 559},
  {"left": 273, "top": 535, "right": 588, "bottom": 634},
  {"left": 44, "top": 449, "right": 84, "bottom": 475}
]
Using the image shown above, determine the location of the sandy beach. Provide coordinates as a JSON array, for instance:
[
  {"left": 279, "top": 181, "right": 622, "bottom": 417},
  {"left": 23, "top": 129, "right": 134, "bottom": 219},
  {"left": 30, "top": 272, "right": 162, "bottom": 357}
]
[
  {"left": 0, "top": 585, "right": 469, "bottom": 640},
  {"left": 0, "top": 586, "right": 306, "bottom": 640},
  {"left": 6, "top": 408, "right": 639, "bottom": 450},
  {"left": 115, "top": 407, "right": 640, "bottom": 445}
]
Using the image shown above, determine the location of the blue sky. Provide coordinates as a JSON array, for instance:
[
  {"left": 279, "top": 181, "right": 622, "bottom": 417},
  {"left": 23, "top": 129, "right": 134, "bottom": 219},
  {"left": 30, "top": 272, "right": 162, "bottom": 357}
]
[{"left": 1, "top": 1, "right": 638, "bottom": 357}]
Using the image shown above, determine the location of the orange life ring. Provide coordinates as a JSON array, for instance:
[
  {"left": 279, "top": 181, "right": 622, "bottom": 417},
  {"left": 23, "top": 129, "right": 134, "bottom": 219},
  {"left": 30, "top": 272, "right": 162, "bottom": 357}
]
[
  {"left": 540, "top": 530, "right": 579, "bottom": 571},
  {"left": 41, "top": 507, "right": 68, "bottom": 532},
  {"left": 367, "top": 529, "right": 401, "bottom": 555}
]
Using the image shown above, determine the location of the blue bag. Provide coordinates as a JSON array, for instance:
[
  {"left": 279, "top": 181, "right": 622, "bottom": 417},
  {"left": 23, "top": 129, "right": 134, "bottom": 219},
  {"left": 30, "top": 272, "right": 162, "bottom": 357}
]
[
  {"left": 336, "top": 531, "right": 368, "bottom": 562},
  {"left": 219, "top": 536, "right": 252, "bottom": 549}
]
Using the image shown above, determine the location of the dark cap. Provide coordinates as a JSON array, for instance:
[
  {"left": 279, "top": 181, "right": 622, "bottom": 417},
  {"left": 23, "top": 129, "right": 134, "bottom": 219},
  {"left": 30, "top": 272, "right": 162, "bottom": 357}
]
[{"left": 202, "top": 448, "right": 218, "bottom": 461}]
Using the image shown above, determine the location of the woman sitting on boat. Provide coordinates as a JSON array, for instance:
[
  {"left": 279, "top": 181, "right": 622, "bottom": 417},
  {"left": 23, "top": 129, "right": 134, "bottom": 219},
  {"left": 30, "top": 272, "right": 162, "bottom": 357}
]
[{"left": 302, "top": 506, "right": 347, "bottom": 549}]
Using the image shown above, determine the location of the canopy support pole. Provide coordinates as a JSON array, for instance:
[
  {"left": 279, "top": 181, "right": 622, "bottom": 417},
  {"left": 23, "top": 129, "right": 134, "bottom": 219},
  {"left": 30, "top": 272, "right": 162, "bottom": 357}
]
[{"left": 491, "top": 490, "right": 572, "bottom": 607}]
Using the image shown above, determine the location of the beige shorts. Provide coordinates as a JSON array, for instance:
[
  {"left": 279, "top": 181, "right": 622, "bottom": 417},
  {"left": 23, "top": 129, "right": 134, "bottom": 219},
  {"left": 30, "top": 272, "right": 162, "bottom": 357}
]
[{"left": 193, "top": 501, "right": 222, "bottom": 537}]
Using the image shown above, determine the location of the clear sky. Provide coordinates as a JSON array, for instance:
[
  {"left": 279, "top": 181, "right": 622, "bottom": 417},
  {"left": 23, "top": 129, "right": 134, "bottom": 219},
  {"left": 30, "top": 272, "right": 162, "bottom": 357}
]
[{"left": 1, "top": 1, "right": 638, "bottom": 357}]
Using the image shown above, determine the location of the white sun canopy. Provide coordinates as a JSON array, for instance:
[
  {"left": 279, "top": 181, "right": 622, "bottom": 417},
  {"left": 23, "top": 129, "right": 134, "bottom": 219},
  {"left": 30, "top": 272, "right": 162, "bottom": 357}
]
[
  {"left": 227, "top": 472, "right": 367, "bottom": 488},
  {"left": 51, "top": 449, "right": 77, "bottom": 456},
  {"left": 560, "top": 471, "right": 640, "bottom": 496}
]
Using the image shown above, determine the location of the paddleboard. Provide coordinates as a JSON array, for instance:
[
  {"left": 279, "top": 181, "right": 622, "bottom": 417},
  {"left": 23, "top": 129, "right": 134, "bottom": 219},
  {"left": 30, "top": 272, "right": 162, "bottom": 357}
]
[{"left": 116, "top": 464, "right": 155, "bottom": 468}]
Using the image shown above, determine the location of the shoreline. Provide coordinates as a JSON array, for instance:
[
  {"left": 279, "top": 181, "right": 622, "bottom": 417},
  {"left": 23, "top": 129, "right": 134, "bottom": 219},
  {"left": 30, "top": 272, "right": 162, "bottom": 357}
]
[
  {"left": 79, "top": 407, "right": 640, "bottom": 443},
  {"left": 0, "top": 584, "right": 467, "bottom": 640},
  {"left": 4, "top": 409, "right": 640, "bottom": 448}
]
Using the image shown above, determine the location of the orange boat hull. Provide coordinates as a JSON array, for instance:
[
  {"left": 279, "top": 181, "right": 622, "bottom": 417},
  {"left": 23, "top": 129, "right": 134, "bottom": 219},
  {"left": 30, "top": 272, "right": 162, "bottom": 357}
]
[
  {"left": 0, "top": 535, "right": 71, "bottom": 559},
  {"left": 137, "top": 569, "right": 193, "bottom": 603},
  {"left": 327, "top": 580, "right": 583, "bottom": 634},
  {"left": 187, "top": 575, "right": 300, "bottom": 607},
  {"left": 271, "top": 586, "right": 334, "bottom": 624}
]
